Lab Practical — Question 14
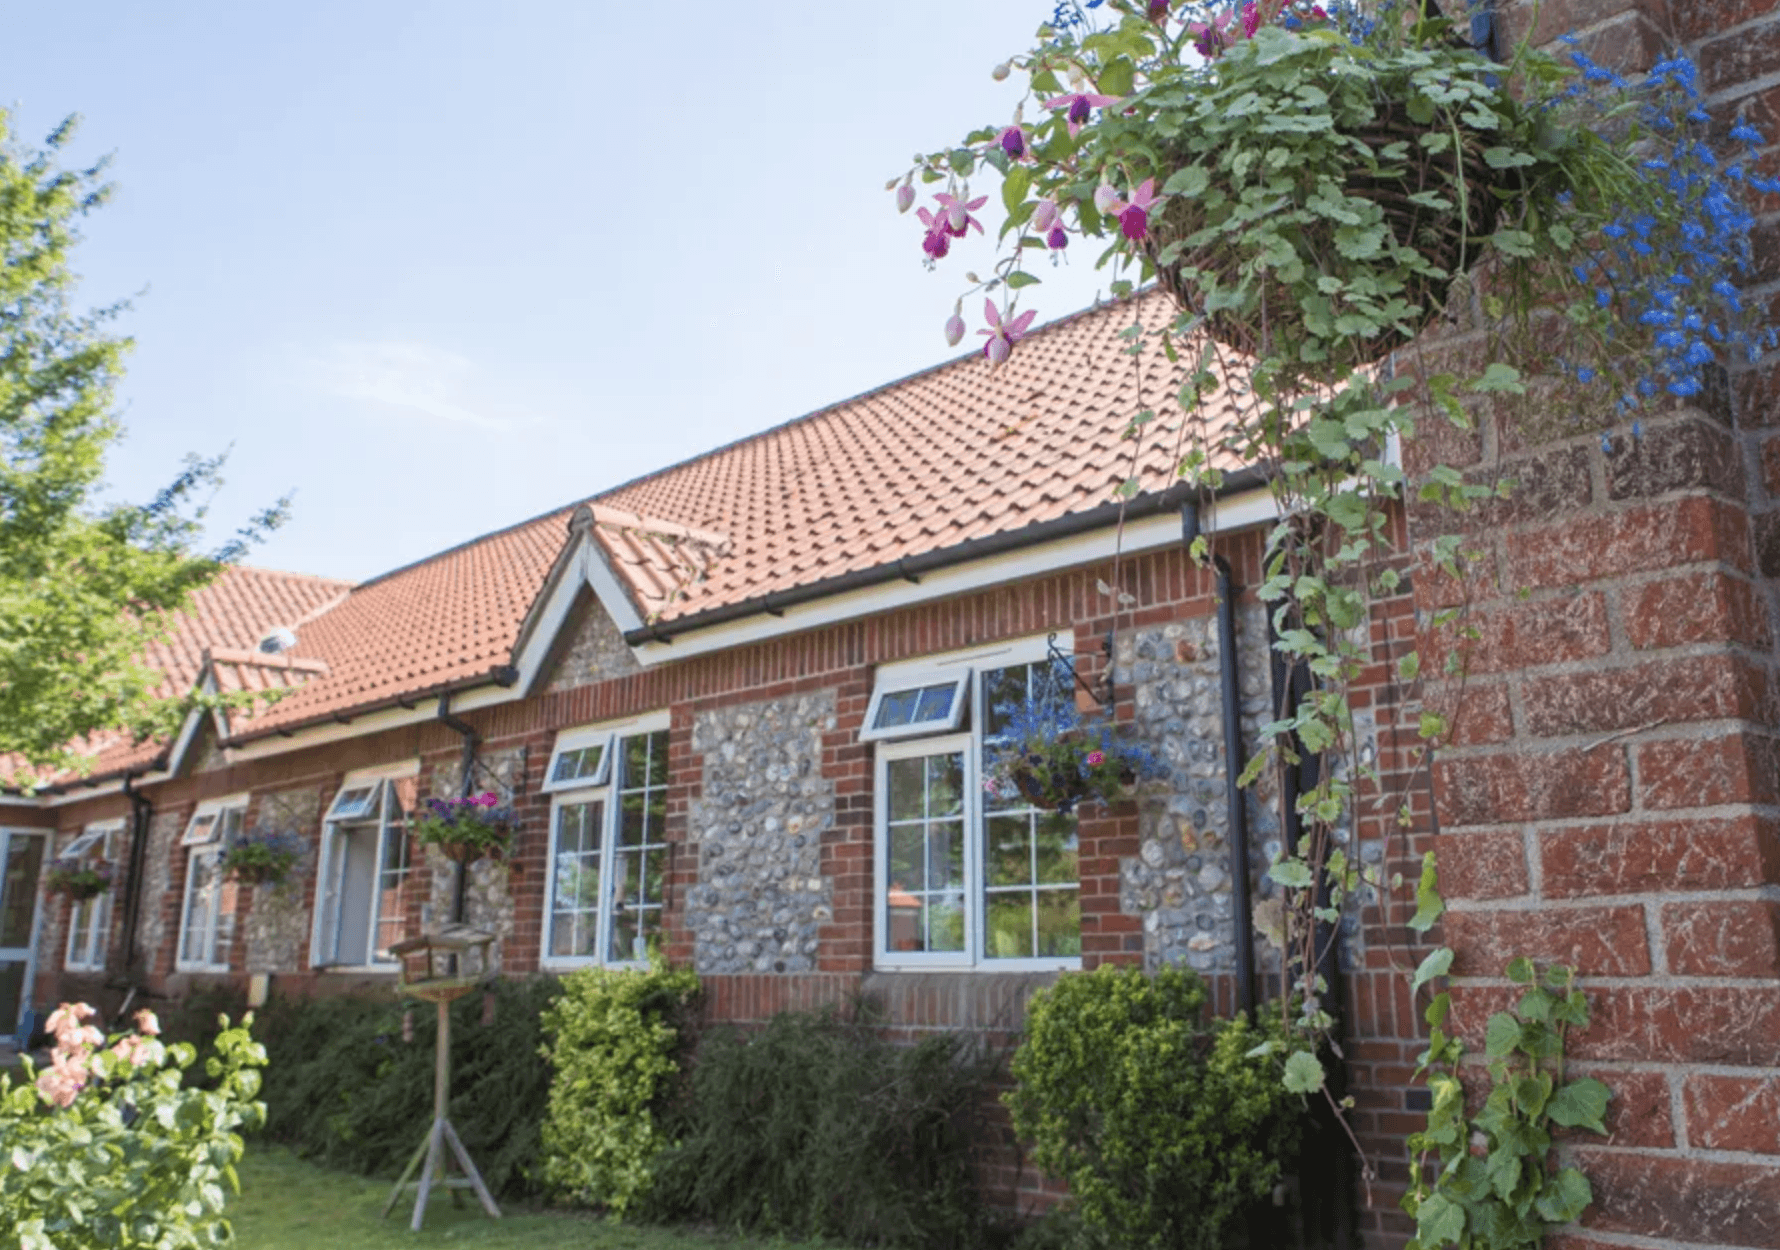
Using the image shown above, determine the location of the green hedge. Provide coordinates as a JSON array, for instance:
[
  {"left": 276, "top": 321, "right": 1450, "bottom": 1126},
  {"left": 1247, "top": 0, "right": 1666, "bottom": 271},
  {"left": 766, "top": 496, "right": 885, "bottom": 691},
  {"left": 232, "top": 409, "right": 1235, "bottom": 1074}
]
[
  {"left": 1006, "top": 965, "right": 1304, "bottom": 1250},
  {"left": 255, "top": 976, "right": 559, "bottom": 1200},
  {"left": 645, "top": 1004, "right": 996, "bottom": 1248}
]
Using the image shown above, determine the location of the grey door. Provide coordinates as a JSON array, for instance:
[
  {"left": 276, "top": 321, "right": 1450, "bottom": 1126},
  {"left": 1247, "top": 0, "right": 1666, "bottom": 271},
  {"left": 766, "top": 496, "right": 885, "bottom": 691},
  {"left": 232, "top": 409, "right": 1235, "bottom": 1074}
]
[{"left": 0, "top": 832, "right": 46, "bottom": 1033}]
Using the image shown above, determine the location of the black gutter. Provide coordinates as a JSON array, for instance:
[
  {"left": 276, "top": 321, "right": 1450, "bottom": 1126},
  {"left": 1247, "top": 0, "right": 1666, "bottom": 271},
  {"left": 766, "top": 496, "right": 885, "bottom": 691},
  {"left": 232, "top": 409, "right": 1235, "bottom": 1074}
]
[
  {"left": 627, "top": 466, "right": 1274, "bottom": 646},
  {"left": 118, "top": 771, "right": 154, "bottom": 983},
  {"left": 1182, "top": 502, "right": 1259, "bottom": 1018},
  {"left": 436, "top": 691, "right": 481, "bottom": 925}
]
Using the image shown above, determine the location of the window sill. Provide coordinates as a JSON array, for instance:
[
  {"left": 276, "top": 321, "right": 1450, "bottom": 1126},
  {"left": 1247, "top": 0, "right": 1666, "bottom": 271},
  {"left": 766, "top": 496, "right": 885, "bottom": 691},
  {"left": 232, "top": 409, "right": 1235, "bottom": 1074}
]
[
  {"left": 873, "top": 957, "right": 1081, "bottom": 974},
  {"left": 175, "top": 963, "right": 232, "bottom": 975},
  {"left": 539, "top": 956, "right": 647, "bottom": 972}
]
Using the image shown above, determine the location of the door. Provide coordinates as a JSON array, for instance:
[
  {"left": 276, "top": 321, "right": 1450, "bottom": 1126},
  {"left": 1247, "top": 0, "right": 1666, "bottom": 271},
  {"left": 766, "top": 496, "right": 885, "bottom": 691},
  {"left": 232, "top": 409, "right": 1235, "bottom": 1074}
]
[{"left": 0, "top": 831, "right": 46, "bottom": 1034}]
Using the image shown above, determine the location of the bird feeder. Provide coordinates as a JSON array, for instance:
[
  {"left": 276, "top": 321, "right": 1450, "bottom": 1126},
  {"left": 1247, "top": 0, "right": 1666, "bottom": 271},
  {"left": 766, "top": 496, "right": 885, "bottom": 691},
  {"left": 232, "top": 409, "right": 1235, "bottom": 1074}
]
[{"left": 382, "top": 925, "right": 502, "bottom": 1230}]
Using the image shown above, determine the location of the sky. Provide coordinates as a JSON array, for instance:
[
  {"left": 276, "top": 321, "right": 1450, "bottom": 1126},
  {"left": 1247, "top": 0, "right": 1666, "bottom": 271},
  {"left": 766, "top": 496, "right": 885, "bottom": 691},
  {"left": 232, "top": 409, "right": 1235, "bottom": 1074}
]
[{"left": 1, "top": 2, "right": 1115, "bottom": 582}]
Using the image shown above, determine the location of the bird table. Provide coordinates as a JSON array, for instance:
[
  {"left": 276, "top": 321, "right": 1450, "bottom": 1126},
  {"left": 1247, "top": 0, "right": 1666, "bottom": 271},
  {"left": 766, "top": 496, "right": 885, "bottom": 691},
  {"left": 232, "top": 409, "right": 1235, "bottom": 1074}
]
[{"left": 382, "top": 925, "right": 502, "bottom": 1230}]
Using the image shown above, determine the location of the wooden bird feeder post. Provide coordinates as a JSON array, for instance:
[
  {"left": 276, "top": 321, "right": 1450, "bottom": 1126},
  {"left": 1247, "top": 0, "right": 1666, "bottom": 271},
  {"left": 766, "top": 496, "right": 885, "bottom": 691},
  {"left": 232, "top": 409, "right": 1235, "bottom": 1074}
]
[{"left": 382, "top": 925, "right": 503, "bottom": 1230}]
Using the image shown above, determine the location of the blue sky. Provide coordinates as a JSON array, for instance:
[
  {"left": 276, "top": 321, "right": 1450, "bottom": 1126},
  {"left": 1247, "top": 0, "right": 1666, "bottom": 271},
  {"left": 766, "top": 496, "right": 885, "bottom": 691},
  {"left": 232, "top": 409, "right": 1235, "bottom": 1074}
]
[{"left": 2, "top": 3, "right": 1112, "bottom": 582}]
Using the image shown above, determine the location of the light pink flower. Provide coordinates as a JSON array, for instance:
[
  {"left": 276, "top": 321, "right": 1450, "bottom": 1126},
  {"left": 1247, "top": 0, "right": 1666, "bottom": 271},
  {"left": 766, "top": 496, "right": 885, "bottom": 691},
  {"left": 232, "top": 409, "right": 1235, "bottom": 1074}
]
[
  {"left": 1042, "top": 92, "right": 1122, "bottom": 138},
  {"left": 944, "top": 310, "right": 967, "bottom": 347},
  {"left": 134, "top": 1008, "right": 161, "bottom": 1037},
  {"left": 916, "top": 207, "right": 953, "bottom": 259},
  {"left": 895, "top": 183, "right": 915, "bottom": 213},
  {"left": 1093, "top": 181, "right": 1122, "bottom": 216},
  {"left": 1032, "top": 198, "right": 1061, "bottom": 235},
  {"left": 933, "top": 192, "right": 987, "bottom": 238},
  {"left": 979, "top": 299, "right": 1039, "bottom": 366}
]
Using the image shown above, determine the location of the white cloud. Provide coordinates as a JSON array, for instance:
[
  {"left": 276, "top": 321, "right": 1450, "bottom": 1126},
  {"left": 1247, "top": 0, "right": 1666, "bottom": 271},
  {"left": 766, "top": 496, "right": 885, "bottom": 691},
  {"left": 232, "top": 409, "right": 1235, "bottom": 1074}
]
[{"left": 306, "top": 341, "right": 512, "bottom": 431}]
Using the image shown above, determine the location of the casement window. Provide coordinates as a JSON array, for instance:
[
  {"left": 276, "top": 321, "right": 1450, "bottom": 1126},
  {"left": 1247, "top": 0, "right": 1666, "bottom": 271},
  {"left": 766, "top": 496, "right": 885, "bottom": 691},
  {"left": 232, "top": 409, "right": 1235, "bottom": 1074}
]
[
  {"left": 859, "top": 669, "right": 971, "bottom": 743},
  {"left": 63, "top": 821, "right": 123, "bottom": 972},
  {"left": 873, "top": 637, "right": 1082, "bottom": 971},
  {"left": 311, "top": 765, "right": 419, "bottom": 970},
  {"left": 176, "top": 796, "right": 248, "bottom": 973},
  {"left": 542, "top": 713, "right": 670, "bottom": 968}
]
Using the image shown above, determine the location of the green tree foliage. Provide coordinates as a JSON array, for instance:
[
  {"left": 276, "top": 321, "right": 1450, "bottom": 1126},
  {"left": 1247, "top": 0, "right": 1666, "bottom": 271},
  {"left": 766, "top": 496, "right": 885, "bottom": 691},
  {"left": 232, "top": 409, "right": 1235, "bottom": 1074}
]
[
  {"left": 1006, "top": 965, "right": 1303, "bottom": 1250},
  {"left": 0, "top": 1008, "right": 266, "bottom": 1249},
  {"left": 539, "top": 962, "right": 700, "bottom": 1215},
  {"left": 0, "top": 112, "right": 285, "bottom": 776},
  {"left": 646, "top": 1003, "right": 993, "bottom": 1247}
]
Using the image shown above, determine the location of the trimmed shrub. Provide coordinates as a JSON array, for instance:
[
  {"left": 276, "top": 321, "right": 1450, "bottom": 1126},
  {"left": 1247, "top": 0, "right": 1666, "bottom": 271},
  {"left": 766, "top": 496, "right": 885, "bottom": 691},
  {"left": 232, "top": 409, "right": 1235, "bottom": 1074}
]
[
  {"left": 645, "top": 1004, "right": 994, "bottom": 1248},
  {"left": 537, "top": 962, "right": 701, "bottom": 1215},
  {"left": 1006, "top": 965, "right": 1303, "bottom": 1250},
  {"left": 256, "top": 976, "right": 558, "bottom": 1199}
]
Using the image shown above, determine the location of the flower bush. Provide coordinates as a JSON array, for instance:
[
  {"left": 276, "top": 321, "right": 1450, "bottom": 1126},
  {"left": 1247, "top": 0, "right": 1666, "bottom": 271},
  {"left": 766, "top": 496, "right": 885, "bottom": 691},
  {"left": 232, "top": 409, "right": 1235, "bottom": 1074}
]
[
  {"left": 410, "top": 791, "right": 516, "bottom": 864},
  {"left": 1, "top": 1002, "right": 266, "bottom": 1249},
  {"left": 984, "top": 687, "right": 1165, "bottom": 812},
  {"left": 43, "top": 858, "right": 114, "bottom": 902},
  {"left": 220, "top": 828, "right": 303, "bottom": 886}
]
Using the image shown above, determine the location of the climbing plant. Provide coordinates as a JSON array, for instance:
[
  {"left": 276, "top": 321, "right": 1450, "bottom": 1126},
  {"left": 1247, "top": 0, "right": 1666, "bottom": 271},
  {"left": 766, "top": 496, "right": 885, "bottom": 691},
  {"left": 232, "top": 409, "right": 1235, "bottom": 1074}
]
[{"left": 897, "top": 0, "right": 1774, "bottom": 1193}]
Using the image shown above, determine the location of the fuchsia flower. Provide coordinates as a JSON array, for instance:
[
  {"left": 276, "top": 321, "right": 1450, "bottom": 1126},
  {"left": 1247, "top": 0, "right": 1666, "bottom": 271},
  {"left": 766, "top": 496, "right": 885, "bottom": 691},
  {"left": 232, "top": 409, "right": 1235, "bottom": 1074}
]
[
  {"left": 1147, "top": 0, "right": 1172, "bottom": 20},
  {"left": 895, "top": 183, "right": 915, "bottom": 213},
  {"left": 1094, "top": 182, "right": 1122, "bottom": 215},
  {"left": 1243, "top": 2, "right": 1263, "bottom": 38},
  {"left": 998, "top": 125, "right": 1028, "bottom": 159},
  {"left": 979, "top": 299, "right": 1039, "bottom": 366},
  {"left": 474, "top": 791, "right": 499, "bottom": 807},
  {"left": 1086, "top": 750, "right": 1106, "bottom": 766},
  {"left": 1032, "top": 199, "right": 1068, "bottom": 250},
  {"left": 933, "top": 191, "right": 986, "bottom": 237},
  {"left": 1102, "top": 179, "right": 1163, "bottom": 241},
  {"left": 1042, "top": 91, "right": 1122, "bottom": 138},
  {"left": 944, "top": 309, "right": 967, "bottom": 346},
  {"left": 916, "top": 207, "right": 953, "bottom": 259}
]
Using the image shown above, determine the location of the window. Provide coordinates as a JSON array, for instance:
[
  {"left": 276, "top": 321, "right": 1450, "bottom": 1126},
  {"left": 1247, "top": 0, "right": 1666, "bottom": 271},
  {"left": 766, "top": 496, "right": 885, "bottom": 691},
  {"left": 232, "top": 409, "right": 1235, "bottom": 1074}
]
[
  {"left": 542, "top": 726, "right": 614, "bottom": 793},
  {"left": 543, "top": 715, "right": 670, "bottom": 967},
  {"left": 873, "top": 639, "right": 1081, "bottom": 971},
  {"left": 860, "top": 669, "right": 971, "bottom": 742},
  {"left": 63, "top": 822, "right": 121, "bottom": 972},
  {"left": 177, "top": 797, "right": 247, "bottom": 972},
  {"left": 311, "top": 769, "right": 418, "bottom": 969}
]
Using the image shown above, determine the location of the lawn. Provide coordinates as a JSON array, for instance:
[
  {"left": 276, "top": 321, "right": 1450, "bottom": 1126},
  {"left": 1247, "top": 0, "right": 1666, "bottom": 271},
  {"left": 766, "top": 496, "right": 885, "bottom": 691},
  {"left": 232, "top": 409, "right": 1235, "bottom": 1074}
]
[{"left": 230, "top": 1148, "right": 834, "bottom": 1250}]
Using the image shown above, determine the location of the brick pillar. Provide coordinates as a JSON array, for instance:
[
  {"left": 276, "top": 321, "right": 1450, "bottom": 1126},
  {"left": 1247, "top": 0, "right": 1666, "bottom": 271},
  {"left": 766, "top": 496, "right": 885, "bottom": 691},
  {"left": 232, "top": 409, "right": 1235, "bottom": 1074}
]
[{"left": 1402, "top": 3, "right": 1780, "bottom": 1247}]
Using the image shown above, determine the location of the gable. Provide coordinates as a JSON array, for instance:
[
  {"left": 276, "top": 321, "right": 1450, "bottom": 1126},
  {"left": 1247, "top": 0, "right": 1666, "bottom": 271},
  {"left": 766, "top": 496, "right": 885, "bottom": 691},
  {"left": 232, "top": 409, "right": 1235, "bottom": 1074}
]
[{"left": 540, "top": 588, "right": 641, "bottom": 694}]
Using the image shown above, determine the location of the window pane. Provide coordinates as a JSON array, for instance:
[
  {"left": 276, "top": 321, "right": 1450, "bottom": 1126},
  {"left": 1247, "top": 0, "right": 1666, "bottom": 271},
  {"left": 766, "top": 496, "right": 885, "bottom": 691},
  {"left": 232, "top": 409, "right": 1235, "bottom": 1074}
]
[
  {"left": 1035, "top": 890, "right": 1082, "bottom": 958},
  {"left": 985, "top": 815, "right": 1031, "bottom": 888},
  {"left": 913, "top": 684, "right": 955, "bottom": 722},
  {"left": 1034, "top": 814, "right": 1079, "bottom": 885},
  {"left": 620, "top": 791, "right": 646, "bottom": 847},
  {"left": 927, "top": 819, "right": 964, "bottom": 891},
  {"left": 0, "top": 836, "right": 45, "bottom": 948},
  {"left": 553, "top": 744, "right": 603, "bottom": 784},
  {"left": 927, "top": 892, "right": 965, "bottom": 952},
  {"left": 980, "top": 666, "right": 1028, "bottom": 739},
  {"left": 927, "top": 754, "right": 964, "bottom": 817},
  {"left": 875, "top": 689, "right": 918, "bottom": 729},
  {"left": 550, "top": 799, "right": 603, "bottom": 960},
  {"left": 181, "top": 851, "right": 217, "bottom": 965},
  {"left": 888, "top": 826, "right": 925, "bottom": 892},
  {"left": 374, "top": 827, "right": 415, "bottom": 962},
  {"left": 985, "top": 893, "right": 1033, "bottom": 959},
  {"left": 219, "top": 807, "right": 246, "bottom": 841},
  {"left": 887, "top": 757, "right": 926, "bottom": 822}
]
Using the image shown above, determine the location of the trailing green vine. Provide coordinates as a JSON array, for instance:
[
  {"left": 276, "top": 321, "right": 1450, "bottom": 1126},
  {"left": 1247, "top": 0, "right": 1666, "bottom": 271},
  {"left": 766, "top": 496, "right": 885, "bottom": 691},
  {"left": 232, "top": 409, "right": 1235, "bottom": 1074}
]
[{"left": 1404, "top": 957, "right": 1611, "bottom": 1249}]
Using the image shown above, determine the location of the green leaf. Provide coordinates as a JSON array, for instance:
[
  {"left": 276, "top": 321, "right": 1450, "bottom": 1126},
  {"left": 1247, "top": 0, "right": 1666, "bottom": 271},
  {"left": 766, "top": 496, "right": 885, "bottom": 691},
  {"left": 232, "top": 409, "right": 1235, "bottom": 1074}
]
[
  {"left": 1415, "top": 1192, "right": 1466, "bottom": 1246},
  {"left": 1505, "top": 956, "right": 1535, "bottom": 985},
  {"left": 1004, "top": 271, "right": 1042, "bottom": 289},
  {"left": 1096, "top": 56, "right": 1136, "bottom": 99},
  {"left": 1268, "top": 859, "right": 1316, "bottom": 890},
  {"left": 1397, "top": 651, "right": 1421, "bottom": 682},
  {"left": 1283, "top": 1050, "right": 1325, "bottom": 1094},
  {"left": 1534, "top": 1166, "right": 1593, "bottom": 1223},
  {"left": 1425, "top": 991, "right": 1451, "bottom": 1028},
  {"left": 1413, "top": 947, "right": 1455, "bottom": 996},
  {"left": 1471, "top": 362, "right": 1525, "bottom": 394},
  {"left": 1162, "top": 165, "right": 1211, "bottom": 198},
  {"left": 1409, "top": 852, "right": 1444, "bottom": 933},
  {"left": 1001, "top": 165, "right": 1031, "bottom": 215},
  {"left": 1485, "top": 1012, "right": 1522, "bottom": 1059},
  {"left": 1547, "top": 1078, "right": 1611, "bottom": 1132}
]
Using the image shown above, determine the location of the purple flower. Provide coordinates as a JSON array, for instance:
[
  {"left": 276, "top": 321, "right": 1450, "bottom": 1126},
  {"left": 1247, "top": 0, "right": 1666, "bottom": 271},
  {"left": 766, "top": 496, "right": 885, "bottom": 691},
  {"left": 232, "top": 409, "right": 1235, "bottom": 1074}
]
[
  {"left": 933, "top": 191, "right": 987, "bottom": 237},
  {"left": 1042, "top": 91, "right": 1121, "bottom": 138},
  {"left": 916, "top": 207, "right": 952, "bottom": 259},
  {"left": 944, "top": 310, "right": 967, "bottom": 347},
  {"left": 1047, "top": 225, "right": 1069, "bottom": 250},
  {"left": 998, "top": 125, "right": 1028, "bottom": 159}
]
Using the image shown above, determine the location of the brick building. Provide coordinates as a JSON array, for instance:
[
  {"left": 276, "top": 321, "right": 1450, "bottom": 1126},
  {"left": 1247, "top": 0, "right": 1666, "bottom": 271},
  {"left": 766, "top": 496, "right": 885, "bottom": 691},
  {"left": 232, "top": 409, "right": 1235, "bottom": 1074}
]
[{"left": 0, "top": 1, "right": 1776, "bottom": 1245}]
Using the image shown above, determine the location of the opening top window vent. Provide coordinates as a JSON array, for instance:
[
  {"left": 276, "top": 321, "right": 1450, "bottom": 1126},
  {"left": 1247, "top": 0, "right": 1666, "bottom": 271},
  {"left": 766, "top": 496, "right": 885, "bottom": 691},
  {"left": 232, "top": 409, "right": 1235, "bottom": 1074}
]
[
  {"left": 543, "top": 727, "right": 616, "bottom": 793},
  {"left": 860, "top": 670, "right": 972, "bottom": 743},
  {"left": 326, "top": 782, "right": 384, "bottom": 823}
]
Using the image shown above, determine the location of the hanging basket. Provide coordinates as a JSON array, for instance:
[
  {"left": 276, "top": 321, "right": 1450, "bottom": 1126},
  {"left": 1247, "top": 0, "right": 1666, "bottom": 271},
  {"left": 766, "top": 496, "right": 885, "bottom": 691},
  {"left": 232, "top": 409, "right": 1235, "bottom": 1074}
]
[
  {"left": 47, "top": 872, "right": 112, "bottom": 903},
  {"left": 1142, "top": 99, "right": 1502, "bottom": 364},
  {"left": 1007, "top": 755, "right": 1104, "bottom": 814},
  {"left": 227, "top": 861, "right": 289, "bottom": 887}
]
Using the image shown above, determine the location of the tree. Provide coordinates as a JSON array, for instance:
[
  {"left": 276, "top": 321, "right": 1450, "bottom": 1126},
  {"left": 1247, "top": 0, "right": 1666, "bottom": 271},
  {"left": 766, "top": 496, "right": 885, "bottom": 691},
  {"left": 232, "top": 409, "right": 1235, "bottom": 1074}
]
[{"left": 0, "top": 112, "right": 285, "bottom": 778}]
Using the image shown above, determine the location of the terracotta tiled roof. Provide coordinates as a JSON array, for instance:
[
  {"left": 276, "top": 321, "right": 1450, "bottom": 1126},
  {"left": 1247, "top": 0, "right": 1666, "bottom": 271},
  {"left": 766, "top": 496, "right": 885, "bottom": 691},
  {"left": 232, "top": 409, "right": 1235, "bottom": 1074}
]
[{"left": 25, "top": 292, "right": 1257, "bottom": 757}]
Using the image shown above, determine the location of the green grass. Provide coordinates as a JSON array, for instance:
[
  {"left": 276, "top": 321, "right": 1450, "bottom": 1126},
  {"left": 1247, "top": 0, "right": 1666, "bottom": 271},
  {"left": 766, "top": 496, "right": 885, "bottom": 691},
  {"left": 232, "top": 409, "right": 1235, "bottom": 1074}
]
[{"left": 230, "top": 1148, "right": 838, "bottom": 1250}]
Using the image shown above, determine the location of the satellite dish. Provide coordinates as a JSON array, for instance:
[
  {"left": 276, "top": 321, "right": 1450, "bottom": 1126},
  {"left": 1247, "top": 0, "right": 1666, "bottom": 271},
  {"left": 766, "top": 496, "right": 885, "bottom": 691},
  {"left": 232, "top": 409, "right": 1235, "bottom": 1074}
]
[{"left": 257, "top": 626, "right": 299, "bottom": 655}]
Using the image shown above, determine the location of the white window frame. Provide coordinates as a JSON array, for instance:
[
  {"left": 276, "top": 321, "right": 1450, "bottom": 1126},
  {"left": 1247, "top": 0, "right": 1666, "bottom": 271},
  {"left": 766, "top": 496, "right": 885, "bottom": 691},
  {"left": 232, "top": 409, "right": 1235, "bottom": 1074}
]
[
  {"left": 64, "top": 821, "right": 123, "bottom": 973},
  {"left": 310, "top": 762, "right": 419, "bottom": 972},
  {"left": 541, "top": 725, "right": 616, "bottom": 793},
  {"left": 540, "top": 711, "right": 671, "bottom": 971},
  {"left": 859, "top": 668, "right": 972, "bottom": 743},
  {"left": 176, "top": 796, "right": 249, "bottom": 973},
  {"left": 872, "top": 634, "right": 1082, "bottom": 974}
]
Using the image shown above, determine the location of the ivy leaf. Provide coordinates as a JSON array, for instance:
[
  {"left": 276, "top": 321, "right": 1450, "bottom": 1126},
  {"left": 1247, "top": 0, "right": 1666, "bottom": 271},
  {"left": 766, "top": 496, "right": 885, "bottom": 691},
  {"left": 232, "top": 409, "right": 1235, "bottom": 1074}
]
[
  {"left": 1546, "top": 1078, "right": 1611, "bottom": 1132},
  {"left": 1471, "top": 362, "right": 1525, "bottom": 394},
  {"left": 1413, "top": 947, "right": 1454, "bottom": 996},
  {"left": 1415, "top": 1191, "right": 1466, "bottom": 1246},
  {"left": 1485, "top": 1012, "right": 1522, "bottom": 1059},
  {"left": 1408, "top": 852, "right": 1444, "bottom": 933},
  {"left": 1533, "top": 1167, "right": 1593, "bottom": 1223},
  {"left": 1505, "top": 956, "right": 1535, "bottom": 985},
  {"left": 1268, "top": 859, "right": 1316, "bottom": 890},
  {"left": 1283, "top": 1050, "right": 1325, "bottom": 1094}
]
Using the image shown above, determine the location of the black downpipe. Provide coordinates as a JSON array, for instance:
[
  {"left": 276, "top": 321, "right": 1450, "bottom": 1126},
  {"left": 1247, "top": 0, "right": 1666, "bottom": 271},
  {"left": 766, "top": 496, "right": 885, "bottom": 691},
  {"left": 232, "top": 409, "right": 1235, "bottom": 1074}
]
[
  {"left": 436, "top": 692, "right": 479, "bottom": 925},
  {"left": 1183, "top": 504, "right": 1258, "bottom": 1018},
  {"left": 118, "top": 771, "right": 154, "bottom": 983}
]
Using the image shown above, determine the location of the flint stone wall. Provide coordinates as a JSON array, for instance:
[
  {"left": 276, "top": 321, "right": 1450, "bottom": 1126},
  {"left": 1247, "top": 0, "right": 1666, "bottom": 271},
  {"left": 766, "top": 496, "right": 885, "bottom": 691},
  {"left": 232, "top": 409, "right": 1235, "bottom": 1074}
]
[
  {"left": 424, "top": 748, "right": 525, "bottom": 969},
  {"left": 243, "top": 787, "right": 322, "bottom": 974},
  {"left": 545, "top": 594, "right": 640, "bottom": 692},
  {"left": 684, "top": 692, "right": 836, "bottom": 975}
]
